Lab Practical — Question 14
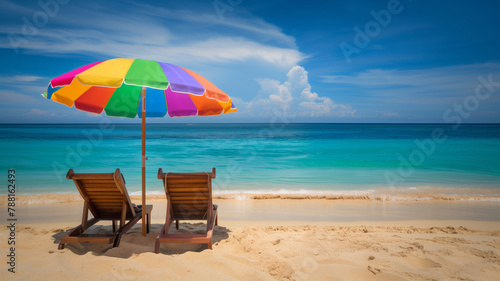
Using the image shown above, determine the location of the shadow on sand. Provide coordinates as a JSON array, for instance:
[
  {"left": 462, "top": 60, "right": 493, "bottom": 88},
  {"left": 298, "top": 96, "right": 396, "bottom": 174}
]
[{"left": 52, "top": 222, "right": 231, "bottom": 258}]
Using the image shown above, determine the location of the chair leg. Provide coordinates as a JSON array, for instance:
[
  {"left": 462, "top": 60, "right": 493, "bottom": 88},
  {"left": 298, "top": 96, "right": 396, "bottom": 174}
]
[
  {"left": 58, "top": 218, "right": 100, "bottom": 250},
  {"left": 112, "top": 220, "right": 117, "bottom": 232},
  {"left": 147, "top": 213, "right": 151, "bottom": 233},
  {"left": 113, "top": 234, "right": 122, "bottom": 247},
  {"left": 155, "top": 238, "right": 160, "bottom": 254},
  {"left": 176, "top": 220, "right": 179, "bottom": 230}
]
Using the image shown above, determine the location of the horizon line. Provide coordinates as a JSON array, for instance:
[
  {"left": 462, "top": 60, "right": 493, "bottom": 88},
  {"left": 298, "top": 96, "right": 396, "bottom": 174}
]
[{"left": 1, "top": 122, "right": 500, "bottom": 125}]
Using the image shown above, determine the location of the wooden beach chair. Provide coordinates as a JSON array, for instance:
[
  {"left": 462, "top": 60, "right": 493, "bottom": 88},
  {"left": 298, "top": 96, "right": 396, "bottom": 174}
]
[
  {"left": 58, "top": 169, "right": 153, "bottom": 249},
  {"left": 155, "top": 168, "right": 218, "bottom": 253}
]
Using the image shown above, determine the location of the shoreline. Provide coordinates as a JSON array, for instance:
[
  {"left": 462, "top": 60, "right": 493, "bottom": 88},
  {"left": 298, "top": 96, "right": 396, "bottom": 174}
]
[
  {"left": 3, "top": 189, "right": 500, "bottom": 206},
  {"left": 7, "top": 195, "right": 500, "bottom": 226}
]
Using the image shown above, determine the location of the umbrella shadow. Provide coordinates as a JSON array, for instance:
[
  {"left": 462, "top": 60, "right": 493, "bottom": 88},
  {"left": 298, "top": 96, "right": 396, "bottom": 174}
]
[{"left": 52, "top": 222, "right": 231, "bottom": 258}]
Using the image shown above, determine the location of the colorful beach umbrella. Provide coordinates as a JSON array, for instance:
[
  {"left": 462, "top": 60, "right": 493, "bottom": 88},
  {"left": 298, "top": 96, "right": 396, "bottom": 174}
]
[{"left": 42, "top": 58, "right": 237, "bottom": 235}]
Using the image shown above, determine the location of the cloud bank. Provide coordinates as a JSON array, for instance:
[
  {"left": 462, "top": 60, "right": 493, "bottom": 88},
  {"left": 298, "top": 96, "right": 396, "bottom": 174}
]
[{"left": 242, "top": 66, "right": 355, "bottom": 119}]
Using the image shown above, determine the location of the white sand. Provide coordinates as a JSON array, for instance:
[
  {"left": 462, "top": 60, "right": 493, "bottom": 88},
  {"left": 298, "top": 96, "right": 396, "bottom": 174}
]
[{"left": 1, "top": 195, "right": 500, "bottom": 280}]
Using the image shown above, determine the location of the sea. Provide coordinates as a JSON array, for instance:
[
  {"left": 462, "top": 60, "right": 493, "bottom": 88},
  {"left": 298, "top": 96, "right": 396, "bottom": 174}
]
[{"left": 1, "top": 123, "right": 499, "bottom": 199}]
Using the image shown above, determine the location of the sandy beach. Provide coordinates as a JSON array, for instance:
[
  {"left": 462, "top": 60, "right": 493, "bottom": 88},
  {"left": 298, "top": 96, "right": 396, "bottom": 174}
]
[{"left": 1, "top": 194, "right": 499, "bottom": 280}]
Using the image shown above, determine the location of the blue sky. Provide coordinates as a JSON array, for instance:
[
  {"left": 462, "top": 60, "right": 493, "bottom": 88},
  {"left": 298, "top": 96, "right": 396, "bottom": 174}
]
[{"left": 1, "top": 0, "right": 499, "bottom": 123}]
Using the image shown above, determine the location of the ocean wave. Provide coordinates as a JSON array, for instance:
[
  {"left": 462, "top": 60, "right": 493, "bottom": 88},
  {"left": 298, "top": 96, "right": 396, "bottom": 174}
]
[{"left": 3, "top": 185, "right": 500, "bottom": 205}]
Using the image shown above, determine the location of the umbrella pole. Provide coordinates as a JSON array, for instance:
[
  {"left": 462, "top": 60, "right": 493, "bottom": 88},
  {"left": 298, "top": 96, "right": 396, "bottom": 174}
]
[{"left": 141, "top": 87, "right": 146, "bottom": 236}]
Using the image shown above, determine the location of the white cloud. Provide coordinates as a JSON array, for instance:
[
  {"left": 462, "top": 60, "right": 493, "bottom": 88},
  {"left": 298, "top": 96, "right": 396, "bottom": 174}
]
[
  {"left": 321, "top": 63, "right": 500, "bottom": 89},
  {"left": 0, "top": 75, "right": 44, "bottom": 83},
  {"left": 375, "top": 110, "right": 400, "bottom": 118},
  {"left": 2, "top": 33, "right": 305, "bottom": 68},
  {"left": 0, "top": 0, "right": 305, "bottom": 69},
  {"left": 0, "top": 75, "right": 48, "bottom": 97},
  {"left": 137, "top": 2, "right": 298, "bottom": 48},
  {"left": 321, "top": 63, "right": 500, "bottom": 105},
  {"left": 25, "top": 108, "right": 56, "bottom": 118},
  {"left": 245, "top": 66, "right": 355, "bottom": 118},
  {"left": 25, "top": 108, "right": 46, "bottom": 116},
  {"left": 0, "top": 89, "right": 39, "bottom": 104}
]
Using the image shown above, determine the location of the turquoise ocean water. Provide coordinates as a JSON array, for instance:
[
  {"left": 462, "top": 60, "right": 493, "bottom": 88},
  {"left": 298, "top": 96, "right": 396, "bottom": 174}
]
[{"left": 1, "top": 123, "right": 499, "bottom": 196}]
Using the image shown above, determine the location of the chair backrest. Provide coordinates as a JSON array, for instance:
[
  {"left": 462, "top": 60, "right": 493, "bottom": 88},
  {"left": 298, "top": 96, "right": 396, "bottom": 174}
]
[
  {"left": 158, "top": 168, "right": 216, "bottom": 220},
  {"left": 67, "top": 169, "right": 136, "bottom": 220}
]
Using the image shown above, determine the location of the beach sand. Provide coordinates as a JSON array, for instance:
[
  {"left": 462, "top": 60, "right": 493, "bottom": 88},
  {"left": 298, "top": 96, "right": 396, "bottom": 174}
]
[{"left": 1, "top": 195, "right": 500, "bottom": 280}]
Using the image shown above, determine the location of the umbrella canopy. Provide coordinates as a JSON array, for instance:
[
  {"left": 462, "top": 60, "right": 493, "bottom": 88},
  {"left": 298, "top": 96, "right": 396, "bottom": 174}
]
[
  {"left": 43, "top": 58, "right": 237, "bottom": 117},
  {"left": 42, "top": 58, "right": 237, "bottom": 236}
]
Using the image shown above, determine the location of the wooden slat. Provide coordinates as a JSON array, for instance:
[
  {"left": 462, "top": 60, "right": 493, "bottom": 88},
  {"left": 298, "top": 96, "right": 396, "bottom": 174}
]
[
  {"left": 170, "top": 201, "right": 207, "bottom": 205},
  {"left": 78, "top": 179, "right": 116, "bottom": 184},
  {"left": 87, "top": 195, "right": 124, "bottom": 200},
  {"left": 167, "top": 173, "right": 212, "bottom": 177},
  {"left": 170, "top": 199, "right": 208, "bottom": 204},
  {"left": 172, "top": 211, "right": 207, "bottom": 216},
  {"left": 173, "top": 207, "right": 207, "bottom": 213},
  {"left": 99, "top": 214, "right": 133, "bottom": 219},
  {"left": 81, "top": 183, "right": 118, "bottom": 188},
  {"left": 71, "top": 173, "right": 114, "bottom": 180},
  {"left": 167, "top": 178, "right": 208, "bottom": 184},
  {"left": 167, "top": 185, "right": 208, "bottom": 190},
  {"left": 169, "top": 192, "right": 209, "bottom": 197},
  {"left": 83, "top": 187, "right": 121, "bottom": 192},
  {"left": 167, "top": 181, "right": 207, "bottom": 185},
  {"left": 174, "top": 214, "right": 206, "bottom": 218},
  {"left": 93, "top": 204, "right": 123, "bottom": 207},
  {"left": 170, "top": 202, "right": 205, "bottom": 205},
  {"left": 171, "top": 204, "right": 205, "bottom": 208},
  {"left": 174, "top": 215, "right": 206, "bottom": 220},
  {"left": 171, "top": 204, "right": 207, "bottom": 208},
  {"left": 167, "top": 178, "right": 208, "bottom": 183},
  {"left": 172, "top": 206, "right": 207, "bottom": 213},
  {"left": 93, "top": 208, "right": 123, "bottom": 213},
  {"left": 93, "top": 204, "right": 123, "bottom": 209},
  {"left": 92, "top": 201, "right": 123, "bottom": 204},
  {"left": 157, "top": 233, "right": 209, "bottom": 244},
  {"left": 170, "top": 198, "right": 208, "bottom": 202},
  {"left": 168, "top": 189, "right": 208, "bottom": 193},
  {"left": 93, "top": 204, "right": 123, "bottom": 208},
  {"left": 169, "top": 195, "right": 208, "bottom": 199},
  {"left": 169, "top": 196, "right": 208, "bottom": 200},
  {"left": 90, "top": 201, "right": 124, "bottom": 205},
  {"left": 86, "top": 192, "right": 122, "bottom": 197},
  {"left": 61, "top": 235, "right": 115, "bottom": 244},
  {"left": 170, "top": 197, "right": 207, "bottom": 202},
  {"left": 87, "top": 196, "right": 122, "bottom": 201},
  {"left": 167, "top": 188, "right": 208, "bottom": 193}
]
